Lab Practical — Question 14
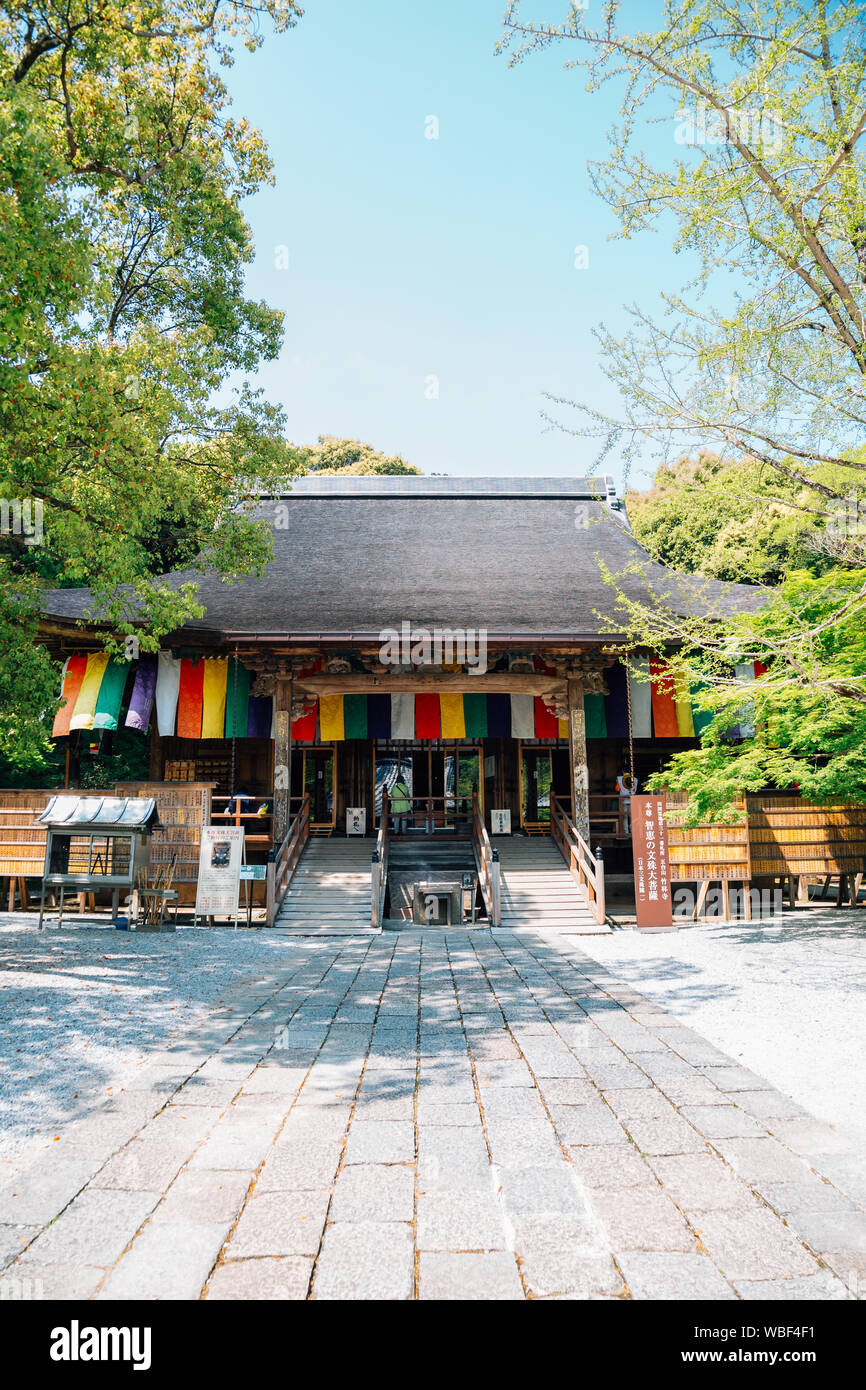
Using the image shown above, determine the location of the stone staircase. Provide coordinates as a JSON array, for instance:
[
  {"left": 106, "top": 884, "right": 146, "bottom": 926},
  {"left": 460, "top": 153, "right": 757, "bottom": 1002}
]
[
  {"left": 387, "top": 838, "right": 477, "bottom": 922},
  {"left": 273, "top": 838, "right": 376, "bottom": 935},
  {"left": 495, "top": 835, "right": 609, "bottom": 934}
]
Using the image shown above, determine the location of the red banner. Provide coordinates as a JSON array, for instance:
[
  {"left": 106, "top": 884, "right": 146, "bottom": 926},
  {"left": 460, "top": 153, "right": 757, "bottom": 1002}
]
[
  {"left": 415, "top": 693, "right": 441, "bottom": 740},
  {"left": 631, "top": 794, "right": 674, "bottom": 929}
]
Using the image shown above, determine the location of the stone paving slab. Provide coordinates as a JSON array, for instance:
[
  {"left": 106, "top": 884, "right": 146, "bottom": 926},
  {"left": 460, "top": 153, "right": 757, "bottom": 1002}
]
[{"left": 0, "top": 927, "right": 863, "bottom": 1300}]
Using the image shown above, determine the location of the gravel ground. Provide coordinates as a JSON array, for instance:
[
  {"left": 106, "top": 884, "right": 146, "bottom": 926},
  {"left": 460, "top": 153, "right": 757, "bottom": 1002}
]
[
  {"left": 578, "top": 905, "right": 866, "bottom": 1143},
  {"left": 0, "top": 920, "right": 298, "bottom": 1173}
]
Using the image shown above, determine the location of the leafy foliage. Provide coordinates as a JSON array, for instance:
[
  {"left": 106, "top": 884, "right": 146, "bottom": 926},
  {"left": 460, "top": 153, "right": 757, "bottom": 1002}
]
[
  {"left": 502, "top": 1, "right": 866, "bottom": 812},
  {"left": 0, "top": 0, "right": 303, "bottom": 762},
  {"left": 628, "top": 451, "right": 865, "bottom": 583},
  {"left": 286, "top": 435, "right": 421, "bottom": 476}
]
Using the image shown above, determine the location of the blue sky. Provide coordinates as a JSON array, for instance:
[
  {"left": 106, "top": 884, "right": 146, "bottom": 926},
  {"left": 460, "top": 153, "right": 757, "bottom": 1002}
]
[{"left": 228, "top": 0, "right": 680, "bottom": 489}]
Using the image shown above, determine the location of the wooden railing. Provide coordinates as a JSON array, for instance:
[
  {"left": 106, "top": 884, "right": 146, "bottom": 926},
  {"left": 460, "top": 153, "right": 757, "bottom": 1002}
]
[
  {"left": 472, "top": 792, "right": 501, "bottom": 927},
  {"left": 211, "top": 794, "right": 273, "bottom": 850},
  {"left": 376, "top": 794, "right": 473, "bottom": 833},
  {"left": 371, "top": 791, "right": 389, "bottom": 929},
  {"left": 588, "top": 794, "right": 629, "bottom": 839},
  {"left": 550, "top": 792, "right": 606, "bottom": 926},
  {"left": 265, "top": 794, "right": 310, "bottom": 927}
]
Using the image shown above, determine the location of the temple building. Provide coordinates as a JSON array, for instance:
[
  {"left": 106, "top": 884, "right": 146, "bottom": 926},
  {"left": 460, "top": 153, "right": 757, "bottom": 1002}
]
[{"left": 12, "top": 473, "right": 800, "bottom": 929}]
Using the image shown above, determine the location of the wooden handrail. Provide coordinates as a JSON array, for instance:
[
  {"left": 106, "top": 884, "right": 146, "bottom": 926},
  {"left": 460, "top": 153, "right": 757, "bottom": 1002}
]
[
  {"left": 472, "top": 792, "right": 501, "bottom": 927},
  {"left": 265, "top": 793, "right": 311, "bottom": 926},
  {"left": 550, "top": 791, "right": 606, "bottom": 926},
  {"left": 376, "top": 793, "right": 473, "bottom": 831},
  {"left": 372, "top": 791, "right": 389, "bottom": 929}
]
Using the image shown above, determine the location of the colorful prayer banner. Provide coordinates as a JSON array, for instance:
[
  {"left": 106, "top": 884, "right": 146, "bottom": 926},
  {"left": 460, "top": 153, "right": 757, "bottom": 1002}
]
[
  {"left": 584, "top": 692, "right": 607, "bottom": 739},
  {"left": 690, "top": 681, "right": 714, "bottom": 737},
  {"left": 390, "top": 692, "right": 414, "bottom": 740},
  {"left": 510, "top": 693, "right": 535, "bottom": 740},
  {"left": 224, "top": 658, "right": 251, "bottom": 738},
  {"left": 247, "top": 695, "right": 273, "bottom": 738},
  {"left": 179, "top": 660, "right": 205, "bottom": 740},
  {"left": 201, "top": 658, "right": 228, "bottom": 738},
  {"left": 70, "top": 653, "right": 110, "bottom": 732},
  {"left": 649, "top": 659, "right": 679, "bottom": 738},
  {"left": 415, "top": 693, "right": 441, "bottom": 740},
  {"left": 52, "top": 656, "right": 88, "bottom": 738},
  {"left": 292, "top": 699, "right": 318, "bottom": 742},
  {"left": 673, "top": 672, "right": 696, "bottom": 738},
  {"left": 92, "top": 658, "right": 129, "bottom": 732},
  {"left": 733, "top": 662, "right": 757, "bottom": 738},
  {"left": 440, "top": 693, "right": 466, "bottom": 739},
  {"left": 177, "top": 658, "right": 205, "bottom": 739},
  {"left": 367, "top": 693, "right": 391, "bottom": 740},
  {"left": 628, "top": 658, "right": 652, "bottom": 738},
  {"left": 125, "top": 654, "right": 158, "bottom": 733},
  {"left": 319, "top": 693, "right": 345, "bottom": 742},
  {"left": 604, "top": 663, "right": 630, "bottom": 738},
  {"left": 486, "top": 693, "right": 510, "bottom": 739},
  {"left": 533, "top": 696, "right": 558, "bottom": 739},
  {"left": 155, "top": 653, "right": 181, "bottom": 736},
  {"left": 463, "top": 693, "right": 488, "bottom": 739},
  {"left": 345, "top": 693, "right": 369, "bottom": 740}
]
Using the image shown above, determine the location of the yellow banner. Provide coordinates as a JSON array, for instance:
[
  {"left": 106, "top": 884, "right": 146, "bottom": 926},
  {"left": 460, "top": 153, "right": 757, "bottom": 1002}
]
[
  {"left": 674, "top": 672, "right": 696, "bottom": 737},
  {"left": 439, "top": 693, "right": 466, "bottom": 739},
  {"left": 201, "top": 658, "right": 228, "bottom": 738},
  {"left": 319, "top": 693, "right": 345, "bottom": 741},
  {"left": 69, "top": 653, "right": 109, "bottom": 731}
]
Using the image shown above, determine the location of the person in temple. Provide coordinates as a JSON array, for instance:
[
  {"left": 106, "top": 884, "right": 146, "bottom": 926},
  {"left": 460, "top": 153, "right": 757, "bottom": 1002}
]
[
  {"left": 615, "top": 771, "right": 638, "bottom": 834},
  {"left": 389, "top": 774, "right": 411, "bottom": 835}
]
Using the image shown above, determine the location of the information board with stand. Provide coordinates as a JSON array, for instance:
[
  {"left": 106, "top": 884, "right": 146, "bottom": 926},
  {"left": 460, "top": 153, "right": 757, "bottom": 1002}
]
[{"left": 194, "top": 825, "right": 245, "bottom": 928}]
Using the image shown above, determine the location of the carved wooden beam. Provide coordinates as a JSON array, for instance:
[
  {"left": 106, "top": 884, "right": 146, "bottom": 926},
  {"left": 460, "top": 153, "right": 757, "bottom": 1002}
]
[{"left": 292, "top": 672, "right": 567, "bottom": 697}]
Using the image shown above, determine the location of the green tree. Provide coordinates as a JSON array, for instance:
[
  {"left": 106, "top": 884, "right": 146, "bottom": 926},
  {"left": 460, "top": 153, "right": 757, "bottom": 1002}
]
[
  {"left": 500, "top": 1, "right": 866, "bottom": 544},
  {"left": 628, "top": 451, "right": 863, "bottom": 583},
  {"left": 287, "top": 435, "right": 421, "bottom": 476},
  {"left": 600, "top": 563, "right": 866, "bottom": 820},
  {"left": 501, "top": 1, "right": 866, "bottom": 811},
  {"left": 0, "top": 0, "right": 302, "bottom": 765}
]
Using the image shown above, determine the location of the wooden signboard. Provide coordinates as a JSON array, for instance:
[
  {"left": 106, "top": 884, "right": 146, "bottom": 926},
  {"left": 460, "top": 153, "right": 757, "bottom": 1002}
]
[{"left": 631, "top": 794, "right": 674, "bottom": 930}]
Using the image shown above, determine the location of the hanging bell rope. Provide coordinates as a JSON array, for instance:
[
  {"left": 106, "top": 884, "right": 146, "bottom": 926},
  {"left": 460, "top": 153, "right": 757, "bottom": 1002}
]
[
  {"left": 230, "top": 650, "right": 238, "bottom": 797},
  {"left": 625, "top": 652, "right": 635, "bottom": 785}
]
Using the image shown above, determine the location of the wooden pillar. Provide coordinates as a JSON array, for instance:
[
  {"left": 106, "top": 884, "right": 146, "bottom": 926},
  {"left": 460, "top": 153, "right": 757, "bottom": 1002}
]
[
  {"left": 567, "top": 678, "right": 590, "bottom": 842},
  {"left": 149, "top": 726, "right": 163, "bottom": 781},
  {"left": 273, "top": 676, "right": 293, "bottom": 845}
]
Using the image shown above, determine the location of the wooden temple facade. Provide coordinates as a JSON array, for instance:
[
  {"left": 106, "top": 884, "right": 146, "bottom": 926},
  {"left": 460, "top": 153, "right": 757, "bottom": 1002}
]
[{"left": 5, "top": 475, "right": 862, "bottom": 926}]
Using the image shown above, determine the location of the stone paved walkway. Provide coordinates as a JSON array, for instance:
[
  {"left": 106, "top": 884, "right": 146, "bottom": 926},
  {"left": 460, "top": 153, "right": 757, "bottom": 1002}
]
[{"left": 0, "top": 928, "right": 864, "bottom": 1300}]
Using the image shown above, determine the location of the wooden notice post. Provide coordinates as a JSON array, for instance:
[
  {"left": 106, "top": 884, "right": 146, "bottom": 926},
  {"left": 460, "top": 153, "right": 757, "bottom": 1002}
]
[{"left": 632, "top": 793, "right": 675, "bottom": 930}]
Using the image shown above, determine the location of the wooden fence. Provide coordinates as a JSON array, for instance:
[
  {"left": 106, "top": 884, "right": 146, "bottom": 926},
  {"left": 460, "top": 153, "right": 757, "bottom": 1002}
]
[
  {"left": 665, "top": 791, "right": 866, "bottom": 890},
  {"left": 0, "top": 783, "right": 214, "bottom": 909},
  {"left": 746, "top": 796, "right": 866, "bottom": 878},
  {"left": 666, "top": 793, "right": 751, "bottom": 882}
]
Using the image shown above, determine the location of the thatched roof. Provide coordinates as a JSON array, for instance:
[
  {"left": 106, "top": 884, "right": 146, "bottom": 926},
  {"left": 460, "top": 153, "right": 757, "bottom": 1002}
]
[{"left": 42, "top": 475, "right": 765, "bottom": 642}]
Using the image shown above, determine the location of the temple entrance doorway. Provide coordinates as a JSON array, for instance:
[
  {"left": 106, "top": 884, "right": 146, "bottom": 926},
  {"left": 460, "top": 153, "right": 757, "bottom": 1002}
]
[{"left": 373, "top": 744, "right": 481, "bottom": 833}]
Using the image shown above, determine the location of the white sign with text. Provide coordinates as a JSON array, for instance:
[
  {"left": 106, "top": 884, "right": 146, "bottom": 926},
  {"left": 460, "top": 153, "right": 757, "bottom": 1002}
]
[{"left": 195, "top": 826, "right": 244, "bottom": 918}]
